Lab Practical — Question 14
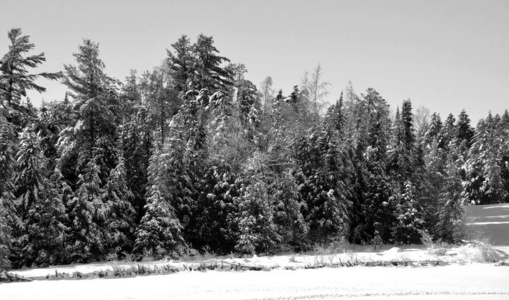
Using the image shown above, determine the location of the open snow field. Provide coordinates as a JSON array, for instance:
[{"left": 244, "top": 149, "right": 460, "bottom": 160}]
[
  {"left": 466, "top": 203, "right": 509, "bottom": 246},
  {"left": 2, "top": 203, "right": 509, "bottom": 300},
  {"left": 1, "top": 265, "right": 509, "bottom": 300}
]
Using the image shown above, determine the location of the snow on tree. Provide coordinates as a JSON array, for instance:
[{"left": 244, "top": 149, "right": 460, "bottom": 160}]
[
  {"left": 10, "top": 128, "right": 67, "bottom": 267},
  {"left": 392, "top": 181, "right": 424, "bottom": 244},
  {"left": 133, "top": 146, "right": 185, "bottom": 258},
  {"left": 435, "top": 145, "right": 466, "bottom": 243},
  {"left": 67, "top": 158, "right": 108, "bottom": 262},
  {"left": 233, "top": 155, "right": 280, "bottom": 254},
  {"left": 102, "top": 155, "right": 136, "bottom": 257}
]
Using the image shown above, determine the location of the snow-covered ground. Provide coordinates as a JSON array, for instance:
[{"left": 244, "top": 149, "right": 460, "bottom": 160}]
[
  {"left": 2, "top": 264, "right": 509, "bottom": 300},
  {"left": 466, "top": 203, "right": 509, "bottom": 246},
  {"left": 5, "top": 243, "right": 505, "bottom": 279}
]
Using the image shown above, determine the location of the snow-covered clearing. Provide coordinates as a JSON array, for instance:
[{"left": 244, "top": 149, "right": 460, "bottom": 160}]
[
  {"left": 466, "top": 203, "right": 509, "bottom": 246},
  {"left": 2, "top": 264, "right": 509, "bottom": 300},
  {"left": 4, "top": 243, "right": 506, "bottom": 279}
]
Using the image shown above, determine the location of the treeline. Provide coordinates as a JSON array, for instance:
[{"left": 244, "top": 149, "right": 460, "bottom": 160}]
[{"left": 1, "top": 28, "right": 509, "bottom": 270}]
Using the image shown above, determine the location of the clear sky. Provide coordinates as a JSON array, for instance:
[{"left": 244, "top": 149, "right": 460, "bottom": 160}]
[{"left": 2, "top": 0, "right": 508, "bottom": 124}]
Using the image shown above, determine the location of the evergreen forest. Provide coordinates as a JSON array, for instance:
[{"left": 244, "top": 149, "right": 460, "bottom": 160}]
[{"left": 1, "top": 28, "right": 509, "bottom": 270}]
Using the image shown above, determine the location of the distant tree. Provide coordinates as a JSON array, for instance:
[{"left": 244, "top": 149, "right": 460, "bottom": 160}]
[
  {"left": 414, "top": 106, "right": 431, "bottom": 141},
  {"left": 424, "top": 113, "right": 443, "bottom": 147},
  {"left": 456, "top": 109, "right": 474, "bottom": 147},
  {"left": 259, "top": 76, "right": 274, "bottom": 114},
  {"left": 440, "top": 113, "right": 457, "bottom": 150},
  {"left": 301, "top": 64, "right": 330, "bottom": 116}
]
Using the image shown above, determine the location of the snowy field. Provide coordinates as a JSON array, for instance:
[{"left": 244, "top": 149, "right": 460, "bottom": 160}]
[
  {"left": 2, "top": 265, "right": 509, "bottom": 300},
  {"left": 2, "top": 203, "right": 509, "bottom": 299},
  {"left": 466, "top": 203, "right": 509, "bottom": 246}
]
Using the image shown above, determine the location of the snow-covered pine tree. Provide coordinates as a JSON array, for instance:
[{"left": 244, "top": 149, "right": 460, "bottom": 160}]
[
  {"left": 11, "top": 128, "right": 67, "bottom": 267},
  {"left": 233, "top": 158, "right": 280, "bottom": 254},
  {"left": 456, "top": 110, "right": 474, "bottom": 148},
  {"left": 360, "top": 89, "right": 395, "bottom": 243},
  {"left": 423, "top": 113, "right": 443, "bottom": 147},
  {"left": 60, "top": 39, "right": 119, "bottom": 177},
  {"left": 465, "top": 114, "right": 507, "bottom": 204},
  {"left": 133, "top": 145, "right": 185, "bottom": 258},
  {"left": 435, "top": 143, "right": 465, "bottom": 243},
  {"left": 102, "top": 155, "right": 136, "bottom": 257},
  {"left": 67, "top": 158, "right": 107, "bottom": 262},
  {"left": 272, "top": 171, "right": 309, "bottom": 250},
  {"left": 57, "top": 40, "right": 124, "bottom": 260},
  {"left": 392, "top": 181, "right": 424, "bottom": 244},
  {"left": 297, "top": 122, "right": 351, "bottom": 243},
  {"left": 440, "top": 113, "right": 457, "bottom": 150},
  {"left": 421, "top": 138, "right": 446, "bottom": 236}
]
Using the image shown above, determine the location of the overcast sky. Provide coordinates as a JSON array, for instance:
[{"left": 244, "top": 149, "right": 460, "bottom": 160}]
[{"left": 2, "top": 0, "right": 508, "bottom": 124}]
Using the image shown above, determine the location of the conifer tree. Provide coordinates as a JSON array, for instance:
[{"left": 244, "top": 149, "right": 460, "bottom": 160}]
[
  {"left": 233, "top": 158, "right": 280, "bottom": 254},
  {"left": 191, "top": 34, "right": 233, "bottom": 91},
  {"left": 272, "top": 171, "right": 309, "bottom": 250},
  {"left": 59, "top": 39, "right": 119, "bottom": 181},
  {"left": 0, "top": 197, "right": 11, "bottom": 271},
  {"left": 102, "top": 156, "right": 136, "bottom": 256},
  {"left": 392, "top": 181, "right": 424, "bottom": 244},
  {"left": 167, "top": 35, "right": 193, "bottom": 93},
  {"left": 435, "top": 144, "right": 465, "bottom": 242},
  {"left": 11, "top": 128, "right": 67, "bottom": 267},
  {"left": 120, "top": 72, "right": 152, "bottom": 221},
  {"left": 465, "top": 115, "right": 507, "bottom": 204},
  {"left": 133, "top": 146, "right": 185, "bottom": 257},
  {"left": 440, "top": 113, "right": 457, "bottom": 150},
  {"left": 424, "top": 113, "right": 443, "bottom": 147},
  {"left": 187, "top": 159, "right": 237, "bottom": 253},
  {"left": 67, "top": 158, "right": 107, "bottom": 262},
  {"left": 456, "top": 109, "right": 474, "bottom": 147},
  {"left": 0, "top": 28, "right": 61, "bottom": 113}
]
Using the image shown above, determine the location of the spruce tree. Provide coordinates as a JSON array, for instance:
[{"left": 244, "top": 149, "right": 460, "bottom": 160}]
[
  {"left": 102, "top": 156, "right": 136, "bottom": 256},
  {"left": 392, "top": 181, "right": 424, "bottom": 244},
  {"left": 435, "top": 144, "right": 465, "bottom": 243},
  {"left": 465, "top": 115, "right": 507, "bottom": 204},
  {"left": 424, "top": 113, "right": 443, "bottom": 147},
  {"left": 133, "top": 146, "right": 184, "bottom": 257},
  {"left": 67, "top": 158, "right": 107, "bottom": 262},
  {"left": 233, "top": 168, "right": 280, "bottom": 254},
  {"left": 11, "top": 128, "right": 67, "bottom": 267},
  {"left": 456, "top": 109, "right": 474, "bottom": 147},
  {"left": 272, "top": 172, "right": 309, "bottom": 250}
]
